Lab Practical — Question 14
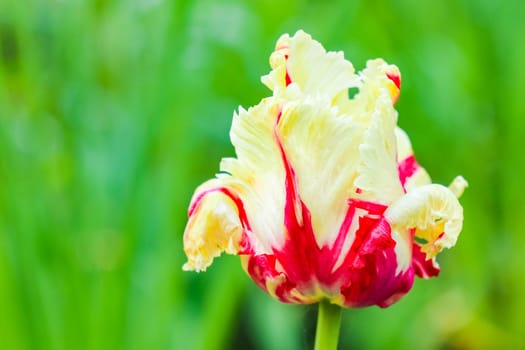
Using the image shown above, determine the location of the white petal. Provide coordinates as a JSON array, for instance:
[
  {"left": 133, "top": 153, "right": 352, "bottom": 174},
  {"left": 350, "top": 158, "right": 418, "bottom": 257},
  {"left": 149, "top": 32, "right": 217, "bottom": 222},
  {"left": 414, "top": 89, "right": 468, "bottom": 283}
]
[
  {"left": 221, "top": 97, "right": 287, "bottom": 253},
  {"left": 395, "top": 127, "right": 414, "bottom": 162},
  {"left": 277, "top": 100, "right": 362, "bottom": 246},
  {"left": 335, "top": 58, "right": 401, "bottom": 116},
  {"left": 354, "top": 93, "right": 405, "bottom": 205},
  {"left": 261, "top": 30, "right": 359, "bottom": 99}
]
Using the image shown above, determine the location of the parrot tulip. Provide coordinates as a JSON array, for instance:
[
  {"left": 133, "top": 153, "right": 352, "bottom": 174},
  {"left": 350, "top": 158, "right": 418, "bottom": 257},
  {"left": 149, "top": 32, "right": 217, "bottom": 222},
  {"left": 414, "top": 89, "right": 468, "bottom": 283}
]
[{"left": 183, "top": 30, "right": 467, "bottom": 309}]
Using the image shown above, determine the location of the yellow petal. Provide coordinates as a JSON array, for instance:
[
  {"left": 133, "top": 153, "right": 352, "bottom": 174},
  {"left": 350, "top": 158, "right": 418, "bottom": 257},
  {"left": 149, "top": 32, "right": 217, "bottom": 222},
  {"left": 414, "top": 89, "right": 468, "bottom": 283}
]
[
  {"left": 183, "top": 186, "right": 243, "bottom": 272},
  {"left": 384, "top": 178, "right": 467, "bottom": 260}
]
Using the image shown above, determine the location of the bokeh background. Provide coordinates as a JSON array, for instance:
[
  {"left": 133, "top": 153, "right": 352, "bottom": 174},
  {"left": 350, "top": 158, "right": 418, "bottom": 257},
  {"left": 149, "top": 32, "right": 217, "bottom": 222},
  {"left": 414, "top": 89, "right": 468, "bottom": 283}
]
[{"left": 1, "top": 0, "right": 524, "bottom": 349}]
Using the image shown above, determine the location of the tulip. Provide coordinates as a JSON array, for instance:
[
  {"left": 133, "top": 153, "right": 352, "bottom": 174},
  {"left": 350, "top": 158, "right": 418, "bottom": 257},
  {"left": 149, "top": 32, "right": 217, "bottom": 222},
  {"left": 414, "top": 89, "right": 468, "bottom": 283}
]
[{"left": 183, "top": 30, "right": 466, "bottom": 349}]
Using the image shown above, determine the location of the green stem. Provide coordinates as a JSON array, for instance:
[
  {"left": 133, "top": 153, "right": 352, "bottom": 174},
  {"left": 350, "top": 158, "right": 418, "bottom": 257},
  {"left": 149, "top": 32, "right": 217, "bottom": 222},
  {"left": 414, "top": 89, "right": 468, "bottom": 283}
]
[{"left": 314, "top": 300, "right": 342, "bottom": 350}]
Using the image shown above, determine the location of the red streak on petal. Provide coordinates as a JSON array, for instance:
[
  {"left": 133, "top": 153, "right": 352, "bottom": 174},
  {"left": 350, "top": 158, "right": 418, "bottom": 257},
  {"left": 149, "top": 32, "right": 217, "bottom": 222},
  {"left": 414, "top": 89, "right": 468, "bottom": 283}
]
[
  {"left": 412, "top": 243, "right": 440, "bottom": 278},
  {"left": 339, "top": 217, "right": 414, "bottom": 307},
  {"left": 328, "top": 205, "right": 356, "bottom": 265},
  {"left": 275, "top": 281, "right": 302, "bottom": 302},
  {"left": 247, "top": 254, "right": 277, "bottom": 289},
  {"left": 397, "top": 155, "right": 419, "bottom": 190},
  {"left": 386, "top": 72, "right": 401, "bottom": 90},
  {"left": 326, "top": 198, "right": 388, "bottom": 279},
  {"left": 339, "top": 217, "right": 393, "bottom": 273},
  {"left": 386, "top": 72, "right": 401, "bottom": 104},
  {"left": 282, "top": 48, "right": 292, "bottom": 86},
  {"left": 188, "top": 192, "right": 205, "bottom": 217},
  {"left": 189, "top": 188, "right": 250, "bottom": 230},
  {"left": 285, "top": 70, "right": 292, "bottom": 86},
  {"left": 245, "top": 252, "right": 301, "bottom": 303},
  {"left": 347, "top": 198, "right": 387, "bottom": 215},
  {"left": 275, "top": 109, "right": 283, "bottom": 124},
  {"left": 189, "top": 187, "right": 253, "bottom": 254},
  {"left": 272, "top": 123, "right": 318, "bottom": 285}
]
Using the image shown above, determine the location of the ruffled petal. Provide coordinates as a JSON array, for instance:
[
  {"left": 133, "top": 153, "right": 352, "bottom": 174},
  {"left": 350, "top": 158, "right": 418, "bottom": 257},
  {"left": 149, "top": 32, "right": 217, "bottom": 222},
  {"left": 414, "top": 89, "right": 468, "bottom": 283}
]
[
  {"left": 221, "top": 97, "right": 287, "bottom": 254},
  {"left": 183, "top": 184, "right": 243, "bottom": 272},
  {"left": 362, "top": 59, "right": 401, "bottom": 105},
  {"left": 182, "top": 30, "right": 467, "bottom": 309},
  {"left": 337, "top": 216, "right": 415, "bottom": 308},
  {"left": 384, "top": 177, "right": 468, "bottom": 260},
  {"left": 335, "top": 59, "right": 401, "bottom": 116},
  {"left": 261, "top": 30, "right": 359, "bottom": 100},
  {"left": 353, "top": 86, "right": 405, "bottom": 205}
]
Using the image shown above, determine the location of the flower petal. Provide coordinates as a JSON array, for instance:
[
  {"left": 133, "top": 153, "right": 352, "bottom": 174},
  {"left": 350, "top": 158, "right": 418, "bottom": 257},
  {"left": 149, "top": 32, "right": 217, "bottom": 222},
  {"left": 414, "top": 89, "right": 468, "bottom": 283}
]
[
  {"left": 353, "top": 86, "right": 405, "bottom": 205},
  {"left": 412, "top": 242, "right": 441, "bottom": 278},
  {"left": 362, "top": 59, "right": 401, "bottom": 105},
  {"left": 220, "top": 97, "right": 287, "bottom": 253},
  {"left": 183, "top": 185, "right": 243, "bottom": 272},
  {"left": 241, "top": 254, "right": 311, "bottom": 304},
  {"left": 182, "top": 30, "right": 467, "bottom": 309},
  {"left": 261, "top": 30, "right": 358, "bottom": 100},
  {"left": 448, "top": 175, "right": 468, "bottom": 198},
  {"left": 395, "top": 127, "right": 431, "bottom": 191},
  {"left": 384, "top": 177, "right": 467, "bottom": 260},
  {"left": 337, "top": 217, "right": 415, "bottom": 308},
  {"left": 276, "top": 101, "right": 362, "bottom": 247},
  {"left": 335, "top": 59, "right": 401, "bottom": 115}
]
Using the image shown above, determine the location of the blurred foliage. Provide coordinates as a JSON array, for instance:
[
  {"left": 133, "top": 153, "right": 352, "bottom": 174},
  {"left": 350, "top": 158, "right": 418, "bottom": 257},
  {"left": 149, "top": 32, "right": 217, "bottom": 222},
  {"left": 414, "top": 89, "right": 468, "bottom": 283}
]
[{"left": 0, "top": 0, "right": 524, "bottom": 349}]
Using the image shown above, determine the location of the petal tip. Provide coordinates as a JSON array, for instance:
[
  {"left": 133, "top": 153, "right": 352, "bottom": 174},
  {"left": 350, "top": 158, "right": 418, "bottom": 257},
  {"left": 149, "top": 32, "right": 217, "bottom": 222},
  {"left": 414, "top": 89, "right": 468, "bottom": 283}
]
[{"left": 449, "top": 175, "right": 468, "bottom": 198}]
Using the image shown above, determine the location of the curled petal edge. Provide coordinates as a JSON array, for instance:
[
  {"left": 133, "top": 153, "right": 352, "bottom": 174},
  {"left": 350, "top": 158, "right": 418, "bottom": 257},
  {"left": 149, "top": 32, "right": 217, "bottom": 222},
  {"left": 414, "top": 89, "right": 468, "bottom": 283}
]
[
  {"left": 183, "top": 189, "right": 243, "bottom": 272},
  {"left": 384, "top": 176, "right": 468, "bottom": 260}
]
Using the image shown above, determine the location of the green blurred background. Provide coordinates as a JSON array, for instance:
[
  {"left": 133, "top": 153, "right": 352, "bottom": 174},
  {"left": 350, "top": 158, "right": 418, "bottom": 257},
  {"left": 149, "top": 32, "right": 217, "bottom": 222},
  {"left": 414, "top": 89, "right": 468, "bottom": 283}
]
[{"left": 1, "top": 0, "right": 524, "bottom": 349}]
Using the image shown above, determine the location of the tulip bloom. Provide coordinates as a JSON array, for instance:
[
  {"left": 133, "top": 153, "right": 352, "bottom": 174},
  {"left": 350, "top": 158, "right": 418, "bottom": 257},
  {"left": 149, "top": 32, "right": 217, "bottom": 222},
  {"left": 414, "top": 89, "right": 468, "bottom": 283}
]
[{"left": 183, "top": 30, "right": 466, "bottom": 308}]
